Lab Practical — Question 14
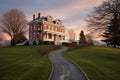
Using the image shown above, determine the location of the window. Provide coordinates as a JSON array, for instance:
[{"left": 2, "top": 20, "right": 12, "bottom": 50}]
[
  {"left": 48, "top": 34, "right": 52, "bottom": 39},
  {"left": 33, "top": 32, "right": 36, "bottom": 39},
  {"left": 29, "top": 26, "right": 32, "bottom": 31},
  {"left": 44, "top": 18, "right": 47, "bottom": 21},
  {"left": 37, "top": 32, "right": 39, "bottom": 39},
  {"left": 32, "top": 26, "right": 34, "bottom": 31},
  {"left": 30, "top": 33, "right": 32, "bottom": 40},
  {"left": 57, "top": 22, "right": 59, "bottom": 24}
]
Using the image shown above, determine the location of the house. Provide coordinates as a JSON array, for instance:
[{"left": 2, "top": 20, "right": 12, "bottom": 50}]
[{"left": 28, "top": 13, "right": 66, "bottom": 45}]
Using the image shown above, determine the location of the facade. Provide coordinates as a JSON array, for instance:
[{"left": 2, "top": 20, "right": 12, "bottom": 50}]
[{"left": 29, "top": 13, "right": 65, "bottom": 45}]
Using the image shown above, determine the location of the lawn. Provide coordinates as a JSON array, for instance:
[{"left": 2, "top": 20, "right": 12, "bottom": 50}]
[
  {"left": 63, "top": 46, "right": 120, "bottom": 80},
  {"left": 0, "top": 45, "right": 53, "bottom": 80}
]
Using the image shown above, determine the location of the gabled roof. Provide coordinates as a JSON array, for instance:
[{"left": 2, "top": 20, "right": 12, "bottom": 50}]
[{"left": 28, "top": 14, "right": 64, "bottom": 27}]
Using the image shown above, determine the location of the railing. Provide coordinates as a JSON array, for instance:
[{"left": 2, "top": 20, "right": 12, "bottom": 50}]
[
  {"left": 43, "top": 29, "right": 65, "bottom": 36},
  {"left": 43, "top": 38, "right": 54, "bottom": 41}
]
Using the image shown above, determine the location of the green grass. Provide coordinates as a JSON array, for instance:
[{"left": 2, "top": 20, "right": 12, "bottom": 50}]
[
  {"left": 0, "top": 45, "right": 53, "bottom": 80},
  {"left": 63, "top": 46, "right": 120, "bottom": 80}
]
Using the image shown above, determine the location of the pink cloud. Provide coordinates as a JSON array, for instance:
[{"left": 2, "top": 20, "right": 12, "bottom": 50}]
[
  {"left": 27, "top": 0, "right": 105, "bottom": 21},
  {"left": 26, "top": 0, "right": 106, "bottom": 40},
  {"left": 41, "top": 0, "right": 105, "bottom": 19}
]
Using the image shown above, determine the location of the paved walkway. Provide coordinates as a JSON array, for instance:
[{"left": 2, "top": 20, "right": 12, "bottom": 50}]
[{"left": 49, "top": 46, "right": 88, "bottom": 80}]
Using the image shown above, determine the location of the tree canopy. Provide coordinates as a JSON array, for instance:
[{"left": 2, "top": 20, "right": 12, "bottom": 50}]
[
  {"left": 79, "top": 30, "right": 86, "bottom": 43},
  {"left": 87, "top": 0, "right": 120, "bottom": 47},
  {"left": 0, "top": 8, "right": 28, "bottom": 45}
]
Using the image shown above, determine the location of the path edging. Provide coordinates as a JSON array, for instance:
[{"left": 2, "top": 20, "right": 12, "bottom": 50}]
[
  {"left": 63, "top": 54, "right": 90, "bottom": 80},
  {"left": 48, "top": 54, "right": 54, "bottom": 80},
  {"left": 48, "top": 47, "right": 62, "bottom": 80}
]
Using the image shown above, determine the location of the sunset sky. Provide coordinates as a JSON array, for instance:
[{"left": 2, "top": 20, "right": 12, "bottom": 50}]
[{"left": 0, "top": 0, "right": 105, "bottom": 40}]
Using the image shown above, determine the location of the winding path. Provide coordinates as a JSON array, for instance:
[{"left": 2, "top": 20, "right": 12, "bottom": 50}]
[{"left": 49, "top": 46, "right": 88, "bottom": 80}]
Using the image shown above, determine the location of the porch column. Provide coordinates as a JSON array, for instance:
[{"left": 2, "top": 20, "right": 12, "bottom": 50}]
[
  {"left": 56, "top": 35, "right": 58, "bottom": 41},
  {"left": 52, "top": 34, "right": 54, "bottom": 41},
  {"left": 62, "top": 36, "right": 64, "bottom": 40},
  {"left": 51, "top": 34, "right": 53, "bottom": 40}
]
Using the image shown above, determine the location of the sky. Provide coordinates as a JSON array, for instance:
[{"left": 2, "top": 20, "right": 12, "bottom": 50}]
[{"left": 0, "top": 0, "right": 105, "bottom": 40}]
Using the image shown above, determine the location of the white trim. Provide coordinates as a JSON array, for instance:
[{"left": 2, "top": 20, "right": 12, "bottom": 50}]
[
  {"left": 43, "top": 39, "right": 54, "bottom": 41},
  {"left": 42, "top": 20, "right": 64, "bottom": 27},
  {"left": 43, "top": 29, "right": 65, "bottom": 36}
]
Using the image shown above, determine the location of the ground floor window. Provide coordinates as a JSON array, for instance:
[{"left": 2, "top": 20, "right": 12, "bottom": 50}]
[{"left": 48, "top": 34, "right": 52, "bottom": 39}]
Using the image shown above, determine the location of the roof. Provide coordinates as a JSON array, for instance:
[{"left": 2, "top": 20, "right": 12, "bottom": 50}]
[{"left": 28, "top": 15, "right": 64, "bottom": 27}]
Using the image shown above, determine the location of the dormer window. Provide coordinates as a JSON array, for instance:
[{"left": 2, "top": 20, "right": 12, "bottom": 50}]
[
  {"left": 53, "top": 21, "right": 56, "bottom": 24},
  {"left": 46, "top": 16, "right": 53, "bottom": 22},
  {"left": 53, "top": 19, "right": 61, "bottom": 25},
  {"left": 44, "top": 17, "right": 47, "bottom": 21}
]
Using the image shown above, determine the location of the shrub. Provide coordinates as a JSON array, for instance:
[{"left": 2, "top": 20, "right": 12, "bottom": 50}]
[
  {"left": 33, "top": 41, "right": 36, "bottom": 45},
  {"left": 52, "top": 45, "right": 61, "bottom": 50},
  {"left": 24, "top": 41, "right": 29, "bottom": 46},
  {"left": 39, "top": 40, "right": 44, "bottom": 45},
  {"left": 68, "top": 43, "right": 93, "bottom": 51},
  {"left": 72, "top": 42, "right": 77, "bottom": 44},
  {"left": 62, "top": 42, "right": 71, "bottom": 46},
  {"left": 38, "top": 45, "right": 61, "bottom": 56},
  {"left": 43, "top": 41, "right": 50, "bottom": 45},
  {"left": 51, "top": 41, "right": 55, "bottom": 45}
]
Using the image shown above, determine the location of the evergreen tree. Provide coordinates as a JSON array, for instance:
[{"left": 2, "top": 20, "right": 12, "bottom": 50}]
[
  {"left": 87, "top": 0, "right": 120, "bottom": 47},
  {"left": 103, "top": 18, "right": 120, "bottom": 47},
  {"left": 79, "top": 30, "right": 86, "bottom": 43}
]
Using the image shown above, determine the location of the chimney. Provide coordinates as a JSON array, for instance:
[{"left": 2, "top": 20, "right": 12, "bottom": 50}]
[
  {"left": 38, "top": 13, "right": 40, "bottom": 19},
  {"left": 33, "top": 14, "right": 35, "bottom": 20}
]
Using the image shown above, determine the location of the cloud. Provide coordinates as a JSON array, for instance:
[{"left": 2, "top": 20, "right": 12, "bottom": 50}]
[
  {"left": 30, "top": 0, "right": 105, "bottom": 30},
  {"left": 43, "top": 0, "right": 105, "bottom": 17},
  {"left": 0, "top": 0, "right": 106, "bottom": 40},
  {"left": 0, "top": 0, "right": 105, "bottom": 22}
]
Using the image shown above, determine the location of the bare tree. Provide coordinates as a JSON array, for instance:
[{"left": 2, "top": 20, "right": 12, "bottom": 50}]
[
  {"left": 68, "top": 29, "right": 75, "bottom": 42},
  {"left": 86, "top": 0, "right": 120, "bottom": 47},
  {"left": 0, "top": 8, "right": 28, "bottom": 45},
  {"left": 85, "top": 33, "right": 93, "bottom": 43},
  {"left": 0, "top": 32, "right": 3, "bottom": 41}
]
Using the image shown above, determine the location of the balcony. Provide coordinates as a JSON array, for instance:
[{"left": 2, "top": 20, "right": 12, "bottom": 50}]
[
  {"left": 43, "top": 29, "right": 65, "bottom": 36},
  {"left": 43, "top": 38, "right": 54, "bottom": 42}
]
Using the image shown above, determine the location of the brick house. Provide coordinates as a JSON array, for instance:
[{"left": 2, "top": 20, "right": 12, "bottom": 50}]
[{"left": 28, "top": 13, "right": 66, "bottom": 45}]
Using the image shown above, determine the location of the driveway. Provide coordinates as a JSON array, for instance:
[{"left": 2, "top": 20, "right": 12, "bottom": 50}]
[{"left": 49, "top": 46, "right": 88, "bottom": 80}]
